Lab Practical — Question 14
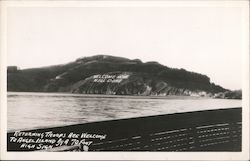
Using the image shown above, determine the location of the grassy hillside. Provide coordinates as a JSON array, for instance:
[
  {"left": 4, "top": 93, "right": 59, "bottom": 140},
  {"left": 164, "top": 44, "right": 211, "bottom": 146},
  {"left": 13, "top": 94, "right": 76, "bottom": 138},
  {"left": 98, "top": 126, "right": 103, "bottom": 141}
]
[{"left": 8, "top": 55, "right": 228, "bottom": 96}]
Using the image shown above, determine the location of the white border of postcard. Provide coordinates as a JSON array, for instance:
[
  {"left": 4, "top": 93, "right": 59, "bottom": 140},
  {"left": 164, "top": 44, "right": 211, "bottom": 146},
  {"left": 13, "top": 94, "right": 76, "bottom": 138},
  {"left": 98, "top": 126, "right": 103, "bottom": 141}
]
[{"left": 0, "top": 0, "right": 249, "bottom": 160}]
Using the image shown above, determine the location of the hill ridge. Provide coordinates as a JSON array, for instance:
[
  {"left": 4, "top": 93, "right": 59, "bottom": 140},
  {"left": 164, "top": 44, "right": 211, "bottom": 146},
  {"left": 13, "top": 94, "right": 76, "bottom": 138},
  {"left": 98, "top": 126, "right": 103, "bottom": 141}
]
[{"left": 8, "top": 55, "right": 239, "bottom": 98}]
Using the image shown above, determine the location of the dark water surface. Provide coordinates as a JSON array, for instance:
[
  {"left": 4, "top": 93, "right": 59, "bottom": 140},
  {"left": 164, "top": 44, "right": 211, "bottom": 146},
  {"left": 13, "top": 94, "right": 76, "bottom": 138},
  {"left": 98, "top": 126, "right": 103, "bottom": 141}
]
[{"left": 7, "top": 92, "right": 241, "bottom": 131}]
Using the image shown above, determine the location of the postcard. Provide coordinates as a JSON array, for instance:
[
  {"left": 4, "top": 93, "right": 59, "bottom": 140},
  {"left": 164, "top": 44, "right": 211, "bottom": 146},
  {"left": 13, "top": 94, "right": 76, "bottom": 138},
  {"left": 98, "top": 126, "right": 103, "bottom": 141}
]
[{"left": 0, "top": 0, "right": 249, "bottom": 160}]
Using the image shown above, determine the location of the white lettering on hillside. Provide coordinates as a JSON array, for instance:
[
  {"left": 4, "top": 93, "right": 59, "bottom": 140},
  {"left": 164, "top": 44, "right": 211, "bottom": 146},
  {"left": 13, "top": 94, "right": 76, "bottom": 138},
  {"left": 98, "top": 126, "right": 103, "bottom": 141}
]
[{"left": 93, "top": 74, "right": 130, "bottom": 83}]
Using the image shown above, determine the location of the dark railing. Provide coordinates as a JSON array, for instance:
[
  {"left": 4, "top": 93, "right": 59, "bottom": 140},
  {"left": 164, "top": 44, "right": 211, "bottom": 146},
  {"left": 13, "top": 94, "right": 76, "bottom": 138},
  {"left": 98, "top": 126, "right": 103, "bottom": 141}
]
[{"left": 7, "top": 107, "right": 241, "bottom": 151}]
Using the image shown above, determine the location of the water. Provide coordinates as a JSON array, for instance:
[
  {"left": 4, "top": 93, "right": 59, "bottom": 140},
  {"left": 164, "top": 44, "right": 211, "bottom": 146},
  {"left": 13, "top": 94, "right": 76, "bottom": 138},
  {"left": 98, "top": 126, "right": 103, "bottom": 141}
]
[{"left": 7, "top": 92, "right": 241, "bottom": 131}]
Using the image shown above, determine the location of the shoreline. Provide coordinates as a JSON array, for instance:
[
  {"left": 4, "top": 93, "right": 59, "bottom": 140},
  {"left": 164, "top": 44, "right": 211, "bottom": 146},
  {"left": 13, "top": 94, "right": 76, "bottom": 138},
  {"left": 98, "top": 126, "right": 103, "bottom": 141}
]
[{"left": 7, "top": 91, "right": 242, "bottom": 100}]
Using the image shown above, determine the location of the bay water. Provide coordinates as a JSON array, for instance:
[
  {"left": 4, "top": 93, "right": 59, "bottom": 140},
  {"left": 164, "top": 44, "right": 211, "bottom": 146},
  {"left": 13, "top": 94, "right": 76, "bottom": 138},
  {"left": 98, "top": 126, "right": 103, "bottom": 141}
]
[{"left": 7, "top": 92, "right": 241, "bottom": 131}]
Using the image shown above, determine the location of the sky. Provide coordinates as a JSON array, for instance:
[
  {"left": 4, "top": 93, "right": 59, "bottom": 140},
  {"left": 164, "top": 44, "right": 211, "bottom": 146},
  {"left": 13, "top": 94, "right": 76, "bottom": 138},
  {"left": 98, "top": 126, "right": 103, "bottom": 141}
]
[{"left": 7, "top": 5, "right": 244, "bottom": 90}]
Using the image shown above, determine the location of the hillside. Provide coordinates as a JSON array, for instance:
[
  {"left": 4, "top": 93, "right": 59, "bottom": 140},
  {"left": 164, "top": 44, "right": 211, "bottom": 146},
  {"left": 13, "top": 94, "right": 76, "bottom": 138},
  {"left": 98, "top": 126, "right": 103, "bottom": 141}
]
[{"left": 8, "top": 55, "right": 228, "bottom": 97}]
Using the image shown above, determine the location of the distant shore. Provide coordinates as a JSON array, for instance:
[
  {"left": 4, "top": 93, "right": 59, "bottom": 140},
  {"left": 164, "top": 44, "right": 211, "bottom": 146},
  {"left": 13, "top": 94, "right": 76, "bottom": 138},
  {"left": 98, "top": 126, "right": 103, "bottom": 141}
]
[{"left": 7, "top": 91, "right": 241, "bottom": 100}]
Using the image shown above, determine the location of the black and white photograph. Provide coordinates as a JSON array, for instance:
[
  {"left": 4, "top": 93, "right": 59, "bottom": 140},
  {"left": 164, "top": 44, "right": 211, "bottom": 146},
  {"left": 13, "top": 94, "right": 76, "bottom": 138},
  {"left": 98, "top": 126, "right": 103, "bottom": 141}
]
[{"left": 0, "top": 0, "right": 249, "bottom": 160}]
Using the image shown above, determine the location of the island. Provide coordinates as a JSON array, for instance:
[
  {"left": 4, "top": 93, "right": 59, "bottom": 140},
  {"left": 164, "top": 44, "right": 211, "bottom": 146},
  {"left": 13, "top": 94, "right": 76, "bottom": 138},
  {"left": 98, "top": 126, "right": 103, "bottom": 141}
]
[{"left": 7, "top": 55, "right": 241, "bottom": 99}]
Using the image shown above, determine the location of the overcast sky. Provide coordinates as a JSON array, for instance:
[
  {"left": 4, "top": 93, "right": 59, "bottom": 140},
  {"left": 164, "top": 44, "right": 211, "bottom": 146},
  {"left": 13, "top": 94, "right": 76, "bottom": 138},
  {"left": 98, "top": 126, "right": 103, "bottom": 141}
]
[{"left": 7, "top": 6, "right": 244, "bottom": 90}]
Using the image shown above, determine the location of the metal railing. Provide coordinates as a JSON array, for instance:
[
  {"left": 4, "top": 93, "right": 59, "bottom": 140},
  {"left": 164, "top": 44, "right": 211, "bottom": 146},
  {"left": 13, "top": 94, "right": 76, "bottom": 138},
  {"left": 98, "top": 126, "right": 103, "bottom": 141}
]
[{"left": 7, "top": 107, "right": 242, "bottom": 151}]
